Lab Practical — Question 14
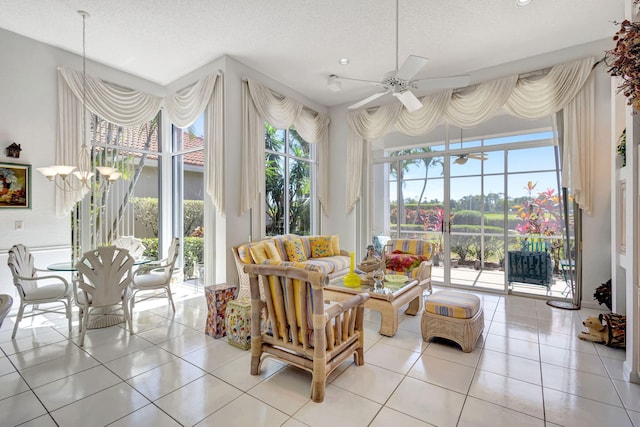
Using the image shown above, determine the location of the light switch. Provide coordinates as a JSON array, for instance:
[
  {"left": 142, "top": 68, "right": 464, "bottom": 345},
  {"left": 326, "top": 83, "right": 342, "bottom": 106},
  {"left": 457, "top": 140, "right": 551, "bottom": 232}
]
[{"left": 15, "top": 221, "right": 24, "bottom": 231}]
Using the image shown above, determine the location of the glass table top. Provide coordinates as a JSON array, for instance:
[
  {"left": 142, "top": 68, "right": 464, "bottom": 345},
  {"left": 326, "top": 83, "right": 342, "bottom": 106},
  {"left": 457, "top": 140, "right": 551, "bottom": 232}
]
[
  {"left": 327, "top": 275, "right": 416, "bottom": 298},
  {"left": 47, "top": 258, "right": 151, "bottom": 271}
]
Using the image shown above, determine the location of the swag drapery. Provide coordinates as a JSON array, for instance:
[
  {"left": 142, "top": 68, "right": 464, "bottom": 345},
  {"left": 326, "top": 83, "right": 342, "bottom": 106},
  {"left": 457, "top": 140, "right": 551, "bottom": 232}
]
[
  {"left": 55, "top": 67, "right": 224, "bottom": 217},
  {"left": 241, "top": 78, "right": 330, "bottom": 215},
  {"left": 346, "top": 56, "right": 596, "bottom": 215}
]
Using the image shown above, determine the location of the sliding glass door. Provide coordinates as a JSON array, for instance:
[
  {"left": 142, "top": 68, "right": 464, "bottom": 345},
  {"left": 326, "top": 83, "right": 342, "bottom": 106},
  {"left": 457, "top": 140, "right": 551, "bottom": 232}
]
[{"left": 373, "top": 120, "right": 573, "bottom": 298}]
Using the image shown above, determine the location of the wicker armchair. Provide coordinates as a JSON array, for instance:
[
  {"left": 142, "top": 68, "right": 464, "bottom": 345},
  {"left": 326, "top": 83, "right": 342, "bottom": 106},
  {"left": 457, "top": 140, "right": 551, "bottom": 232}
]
[{"left": 244, "top": 263, "right": 369, "bottom": 403}]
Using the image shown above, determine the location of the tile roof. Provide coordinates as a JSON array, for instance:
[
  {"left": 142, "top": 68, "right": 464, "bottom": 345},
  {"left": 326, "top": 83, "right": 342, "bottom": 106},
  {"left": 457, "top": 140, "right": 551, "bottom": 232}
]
[{"left": 93, "top": 120, "right": 204, "bottom": 167}]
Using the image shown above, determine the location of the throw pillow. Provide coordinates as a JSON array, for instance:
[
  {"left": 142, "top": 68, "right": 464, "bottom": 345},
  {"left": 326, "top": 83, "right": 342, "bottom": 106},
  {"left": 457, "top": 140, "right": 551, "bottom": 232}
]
[
  {"left": 330, "top": 235, "right": 341, "bottom": 255},
  {"left": 264, "top": 241, "right": 282, "bottom": 261},
  {"left": 284, "top": 237, "right": 307, "bottom": 262},
  {"left": 249, "top": 242, "right": 268, "bottom": 264},
  {"left": 309, "top": 236, "right": 334, "bottom": 258}
]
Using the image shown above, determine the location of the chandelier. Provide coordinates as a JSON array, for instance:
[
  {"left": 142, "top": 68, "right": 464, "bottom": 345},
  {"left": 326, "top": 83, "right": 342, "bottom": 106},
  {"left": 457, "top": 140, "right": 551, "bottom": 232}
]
[{"left": 38, "top": 10, "right": 120, "bottom": 191}]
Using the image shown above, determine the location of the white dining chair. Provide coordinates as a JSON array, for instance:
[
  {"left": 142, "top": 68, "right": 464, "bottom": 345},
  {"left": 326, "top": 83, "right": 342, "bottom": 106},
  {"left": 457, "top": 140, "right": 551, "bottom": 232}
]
[
  {"left": 74, "top": 245, "right": 135, "bottom": 346},
  {"left": 0, "top": 294, "right": 14, "bottom": 328},
  {"left": 112, "top": 236, "right": 146, "bottom": 260},
  {"left": 7, "top": 244, "right": 72, "bottom": 338},
  {"left": 130, "top": 237, "right": 180, "bottom": 314}
]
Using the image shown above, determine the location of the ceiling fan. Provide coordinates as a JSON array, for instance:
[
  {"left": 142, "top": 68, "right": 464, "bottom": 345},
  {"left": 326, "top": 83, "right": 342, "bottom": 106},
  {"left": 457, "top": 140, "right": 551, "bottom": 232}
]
[
  {"left": 453, "top": 153, "right": 488, "bottom": 165},
  {"left": 331, "top": 0, "right": 470, "bottom": 112},
  {"left": 453, "top": 128, "right": 487, "bottom": 164}
]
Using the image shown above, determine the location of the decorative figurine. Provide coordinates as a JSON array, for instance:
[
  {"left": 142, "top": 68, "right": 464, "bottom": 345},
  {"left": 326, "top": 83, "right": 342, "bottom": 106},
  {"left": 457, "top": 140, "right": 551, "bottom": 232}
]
[
  {"left": 358, "top": 245, "right": 382, "bottom": 273},
  {"left": 5, "top": 143, "right": 21, "bottom": 159}
]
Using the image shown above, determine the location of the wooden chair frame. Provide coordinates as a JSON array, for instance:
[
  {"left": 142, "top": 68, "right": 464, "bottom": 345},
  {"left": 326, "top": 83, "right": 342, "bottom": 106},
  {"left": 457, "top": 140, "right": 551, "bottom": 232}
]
[{"left": 245, "top": 263, "right": 369, "bottom": 403}]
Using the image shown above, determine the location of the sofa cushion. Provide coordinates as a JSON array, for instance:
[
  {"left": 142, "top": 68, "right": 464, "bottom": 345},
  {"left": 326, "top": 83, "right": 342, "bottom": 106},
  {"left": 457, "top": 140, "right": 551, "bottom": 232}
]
[
  {"left": 237, "top": 241, "right": 263, "bottom": 264},
  {"left": 271, "top": 234, "right": 301, "bottom": 261},
  {"left": 331, "top": 235, "right": 340, "bottom": 255},
  {"left": 425, "top": 290, "right": 481, "bottom": 319},
  {"left": 249, "top": 242, "right": 269, "bottom": 264},
  {"left": 389, "top": 240, "right": 434, "bottom": 260},
  {"left": 302, "top": 255, "right": 350, "bottom": 275},
  {"left": 284, "top": 237, "right": 307, "bottom": 262},
  {"left": 261, "top": 259, "right": 322, "bottom": 273},
  {"left": 309, "top": 236, "right": 334, "bottom": 258},
  {"left": 264, "top": 241, "right": 282, "bottom": 261}
]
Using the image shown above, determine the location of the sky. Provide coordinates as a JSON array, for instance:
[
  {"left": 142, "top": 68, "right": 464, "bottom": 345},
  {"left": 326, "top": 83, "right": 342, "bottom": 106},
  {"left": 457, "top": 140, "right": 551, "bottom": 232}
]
[{"left": 385, "top": 131, "right": 559, "bottom": 202}]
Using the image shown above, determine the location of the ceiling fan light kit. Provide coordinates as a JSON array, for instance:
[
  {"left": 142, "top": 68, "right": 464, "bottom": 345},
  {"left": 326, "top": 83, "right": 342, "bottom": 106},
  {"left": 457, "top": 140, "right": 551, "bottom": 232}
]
[{"left": 453, "top": 156, "right": 469, "bottom": 165}]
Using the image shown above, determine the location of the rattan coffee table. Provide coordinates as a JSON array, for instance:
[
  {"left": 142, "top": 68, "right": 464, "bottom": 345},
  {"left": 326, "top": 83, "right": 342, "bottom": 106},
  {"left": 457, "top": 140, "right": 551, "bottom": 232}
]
[{"left": 325, "top": 277, "right": 422, "bottom": 336}]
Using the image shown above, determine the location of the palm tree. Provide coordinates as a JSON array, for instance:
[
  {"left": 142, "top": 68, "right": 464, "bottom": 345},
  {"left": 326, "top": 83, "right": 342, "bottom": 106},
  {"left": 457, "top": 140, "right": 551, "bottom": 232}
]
[
  {"left": 412, "top": 148, "right": 443, "bottom": 225},
  {"left": 265, "top": 124, "right": 285, "bottom": 235}
]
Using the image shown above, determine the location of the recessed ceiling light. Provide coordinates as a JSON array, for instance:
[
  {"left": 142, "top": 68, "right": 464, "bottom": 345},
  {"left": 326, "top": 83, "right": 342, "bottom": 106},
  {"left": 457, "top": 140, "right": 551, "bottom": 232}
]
[
  {"left": 515, "top": 0, "right": 532, "bottom": 6},
  {"left": 339, "top": 58, "right": 350, "bottom": 65}
]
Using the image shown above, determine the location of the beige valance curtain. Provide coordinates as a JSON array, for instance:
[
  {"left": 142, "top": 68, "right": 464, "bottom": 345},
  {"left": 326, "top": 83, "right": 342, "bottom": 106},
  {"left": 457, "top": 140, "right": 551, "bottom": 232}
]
[
  {"left": 56, "top": 68, "right": 224, "bottom": 216},
  {"left": 346, "top": 56, "right": 595, "bottom": 214},
  {"left": 241, "top": 78, "right": 330, "bottom": 215}
]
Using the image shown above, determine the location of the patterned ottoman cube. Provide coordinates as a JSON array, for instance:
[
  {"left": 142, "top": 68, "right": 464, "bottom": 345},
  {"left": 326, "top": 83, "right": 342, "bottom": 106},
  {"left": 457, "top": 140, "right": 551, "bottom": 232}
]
[
  {"left": 226, "top": 297, "right": 252, "bottom": 350},
  {"left": 205, "top": 284, "right": 238, "bottom": 338},
  {"left": 421, "top": 290, "right": 484, "bottom": 353}
]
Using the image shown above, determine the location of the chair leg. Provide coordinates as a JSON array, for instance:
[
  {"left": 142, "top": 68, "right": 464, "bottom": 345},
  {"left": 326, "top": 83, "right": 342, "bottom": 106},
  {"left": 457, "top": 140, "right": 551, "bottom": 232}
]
[
  {"left": 165, "top": 285, "right": 175, "bottom": 313},
  {"left": 78, "top": 307, "right": 84, "bottom": 333},
  {"left": 310, "top": 373, "right": 326, "bottom": 403},
  {"left": 123, "top": 299, "right": 134, "bottom": 335},
  {"left": 66, "top": 297, "right": 72, "bottom": 334},
  {"left": 11, "top": 303, "right": 25, "bottom": 339},
  {"left": 79, "top": 307, "right": 90, "bottom": 346},
  {"left": 129, "top": 294, "right": 135, "bottom": 318}
]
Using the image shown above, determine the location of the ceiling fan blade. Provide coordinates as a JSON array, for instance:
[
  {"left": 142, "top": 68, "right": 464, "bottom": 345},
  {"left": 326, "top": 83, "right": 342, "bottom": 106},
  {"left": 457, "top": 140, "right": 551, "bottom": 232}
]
[
  {"left": 413, "top": 75, "right": 471, "bottom": 91},
  {"left": 396, "top": 55, "right": 429, "bottom": 81},
  {"left": 468, "top": 153, "right": 488, "bottom": 160},
  {"left": 347, "top": 90, "right": 390, "bottom": 110},
  {"left": 332, "top": 74, "right": 383, "bottom": 86},
  {"left": 393, "top": 90, "right": 423, "bottom": 113}
]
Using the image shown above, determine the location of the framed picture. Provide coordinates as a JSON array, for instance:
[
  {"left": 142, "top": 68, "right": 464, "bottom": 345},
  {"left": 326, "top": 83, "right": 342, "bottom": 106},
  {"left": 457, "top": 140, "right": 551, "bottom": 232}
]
[{"left": 0, "top": 162, "right": 31, "bottom": 209}]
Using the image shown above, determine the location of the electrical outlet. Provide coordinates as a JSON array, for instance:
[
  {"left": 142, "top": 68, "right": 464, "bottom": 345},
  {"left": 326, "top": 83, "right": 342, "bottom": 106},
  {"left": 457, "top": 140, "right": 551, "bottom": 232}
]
[{"left": 15, "top": 221, "right": 24, "bottom": 231}]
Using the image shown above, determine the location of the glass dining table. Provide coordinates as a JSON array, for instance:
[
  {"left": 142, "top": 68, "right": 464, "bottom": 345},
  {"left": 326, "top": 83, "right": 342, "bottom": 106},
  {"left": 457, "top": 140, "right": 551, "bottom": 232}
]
[{"left": 47, "top": 258, "right": 152, "bottom": 329}]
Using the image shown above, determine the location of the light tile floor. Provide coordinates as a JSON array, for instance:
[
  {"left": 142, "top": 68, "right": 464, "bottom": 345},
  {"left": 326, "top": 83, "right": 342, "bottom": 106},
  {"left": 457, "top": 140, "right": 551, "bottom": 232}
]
[{"left": 0, "top": 284, "right": 636, "bottom": 427}]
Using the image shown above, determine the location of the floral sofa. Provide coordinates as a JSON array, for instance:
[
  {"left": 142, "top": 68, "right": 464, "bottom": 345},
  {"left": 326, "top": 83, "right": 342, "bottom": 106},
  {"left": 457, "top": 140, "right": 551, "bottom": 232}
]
[
  {"left": 232, "top": 234, "right": 350, "bottom": 299},
  {"left": 383, "top": 239, "right": 434, "bottom": 291}
]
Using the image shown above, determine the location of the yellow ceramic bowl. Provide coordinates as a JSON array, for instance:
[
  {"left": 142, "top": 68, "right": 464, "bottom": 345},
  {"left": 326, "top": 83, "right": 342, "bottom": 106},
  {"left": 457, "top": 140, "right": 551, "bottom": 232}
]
[{"left": 385, "top": 274, "right": 408, "bottom": 283}]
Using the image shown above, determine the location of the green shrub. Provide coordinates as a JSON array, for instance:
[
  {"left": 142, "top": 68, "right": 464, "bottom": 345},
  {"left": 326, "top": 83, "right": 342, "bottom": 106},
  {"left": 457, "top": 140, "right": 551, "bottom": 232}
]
[
  {"left": 452, "top": 210, "right": 482, "bottom": 225},
  {"left": 132, "top": 197, "right": 204, "bottom": 238},
  {"left": 141, "top": 236, "right": 203, "bottom": 279}
]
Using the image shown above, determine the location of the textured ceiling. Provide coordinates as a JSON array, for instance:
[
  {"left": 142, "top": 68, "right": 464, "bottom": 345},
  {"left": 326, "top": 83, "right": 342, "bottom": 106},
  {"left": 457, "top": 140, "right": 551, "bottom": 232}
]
[{"left": 0, "top": 0, "right": 625, "bottom": 107}]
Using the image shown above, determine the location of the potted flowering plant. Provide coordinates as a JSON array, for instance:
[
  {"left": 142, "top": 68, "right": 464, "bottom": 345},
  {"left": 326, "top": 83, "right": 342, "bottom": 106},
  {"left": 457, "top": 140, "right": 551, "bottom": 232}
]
[{"left": 606, "top": 1, "right": 640, "bottom": 109}]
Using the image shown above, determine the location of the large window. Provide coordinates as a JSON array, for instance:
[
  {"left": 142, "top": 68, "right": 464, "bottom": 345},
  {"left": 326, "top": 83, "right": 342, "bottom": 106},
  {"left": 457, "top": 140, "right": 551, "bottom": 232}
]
[
  {"left": 264, "top": 124, "right": 315, "bottom": 236},
  {"left": 172, "top": 114, "right": 204, "bottom": 281},
  {"left": 73, "top": 113, "right": 160, "bottom": 259},
  {"left": 372, "top": 118, "right": 573, "bottom": 296}
]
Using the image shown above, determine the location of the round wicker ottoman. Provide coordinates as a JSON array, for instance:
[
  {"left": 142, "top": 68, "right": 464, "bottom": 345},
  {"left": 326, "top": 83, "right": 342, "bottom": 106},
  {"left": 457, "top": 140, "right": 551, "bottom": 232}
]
[{"left": 421, "top": 290, "right": 484, "bottom": 353}]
